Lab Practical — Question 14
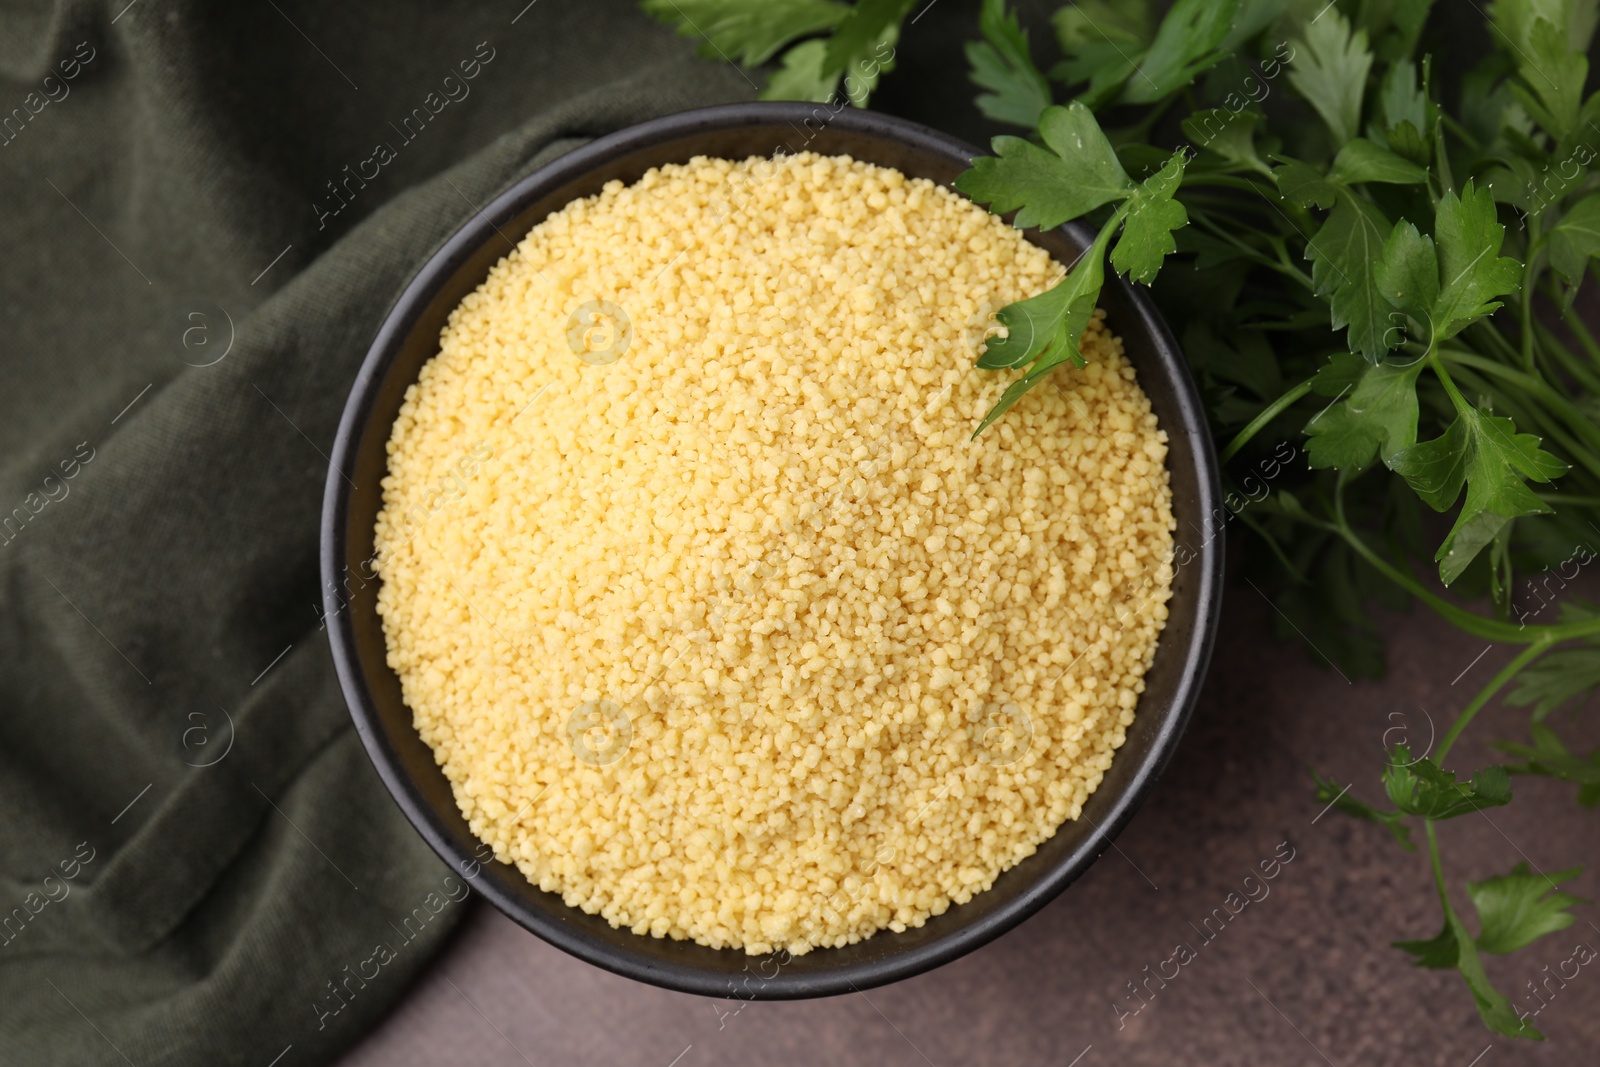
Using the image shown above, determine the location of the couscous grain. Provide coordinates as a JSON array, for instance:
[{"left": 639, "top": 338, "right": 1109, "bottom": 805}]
[{"left": 374, "top": 152, "right": 1174, "bottom": 954}]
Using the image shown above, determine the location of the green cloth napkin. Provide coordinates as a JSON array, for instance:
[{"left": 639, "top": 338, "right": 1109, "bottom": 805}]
[{"left": 0, "top": 2, "right": 750, "bottom": 1063}]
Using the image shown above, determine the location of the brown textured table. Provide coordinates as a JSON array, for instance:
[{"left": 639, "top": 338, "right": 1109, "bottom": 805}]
[{"left": 336, "top": 591, "right": 1600, "bottom": 1067}]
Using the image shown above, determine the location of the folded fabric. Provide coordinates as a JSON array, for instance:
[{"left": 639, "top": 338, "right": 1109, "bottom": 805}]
[{"left": 0, "top": 2, "right": 749, "bottom": 1063}]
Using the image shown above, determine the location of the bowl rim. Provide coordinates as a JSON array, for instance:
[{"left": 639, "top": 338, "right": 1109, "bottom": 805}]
[{"left": 321, "top": 100, "right": 1224, "bottom": 998}]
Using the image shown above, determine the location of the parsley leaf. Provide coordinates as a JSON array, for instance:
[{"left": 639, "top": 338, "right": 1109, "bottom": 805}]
[
  {"left": 966, "top": 0, "right": 1052, "bottom": 129},
  {"left": 1111, "top": 151, "right": 1189, "bottom": 283},
  {"left": 1305, "top": 351, "right": 1425, "bottom": 470},
  {"left": 962, "top": 105, "right": 1191, "bottom": 431},
  {"left": 1491, "top": 5, "right": 1589, "bottom": 141},
  {"left": 1390, "top": 407, "right": 1567, "bottom": 585},
  {"left": 1395, "top": 905, "right": 1543, "bottom": 1037},
  {"left": 1374, "top": 218, "right": 1439, "bottom": 329},
  {"left": 1329, "top": 138, "right": 1430, "bottom": 185},
  {"left": 954, "top": 102, "right": 1133, "bottom": 230},
  {"left": 1448, "top": 903, "right": 1544, "bottom": 1038},
  {"left": 1356, "top": 185, "right": 1519, "bottom": 358},
  {"left": 1499, "top": 722, "right": 1600, "bottom": 805},
  {"left": 1288, "top": 10, "right": 1375, "bottom": 147},
  {"left": 706, "top": 0, "right": 906, "bottom": 105},
  {"left": 1546, "top": 193, "right": 1600, "bottom": 289},
  {"left": 1432, "top": 182, "right": 1522, "bottom": 340},
  {"left": 1373, "top": 0, "right": 1438, "bottom": 59},
  {"left": 1120, "top": 0, "right": 1239, "bottom": 104},
  {"left": 973, "top": 212, "right": 1119, "bottom": 373},
  {"left": 1314, "top": 770, "right": 1415, "bottom": 849},
  {"left": 821, "top": 0, "right": 915, "bottom": 105},
  {"left": 1307, "top": 194, "right": 1394, "bottom": 361},
  {"left": 1469, "top": 862, "right": 1588, "bottom": 955},
  {"left": 1378, "top": 57, "right": 1432, "bottom": 166},
  {"left": 1489, "top": 0, "right": 1600, "bottom": 57},
  {"left": 971, "top": 211, "right": 1123, "bottom": 435},
  {"left": 761, "top": 38, "right": 838, "bottom": 101},
  {"left": 1506, "top": 606, "right": 1600, "bottom": 719},
  {"left": 640, "top": 0, "right": 848, "bottom": 66},
  {"left": 1051, "top": 0, "right": 1152, "bottom": 56},
  {"left": 1384, "top": 748, "right": 1512, "bottom": 818},
  {"left": 1395, "top": 920, "right": 1459, "bottom": 968},
  {"left": 1049, "top": 0, "right": 1150, "bottom": 107},
  {"left": 1273, "top": 157, "right": 1340, "bottom": 209},
  {"left": 1183, "top": 108, "right": 1272, "bottom": 176},
  {"left": 1511, "top": 648, "right": 1600, "bottom": 723}
]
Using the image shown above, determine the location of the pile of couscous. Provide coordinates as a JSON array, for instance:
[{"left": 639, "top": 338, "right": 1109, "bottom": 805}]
[{"left": 374, "top": 152, "right": 1174, "bottom": 955}]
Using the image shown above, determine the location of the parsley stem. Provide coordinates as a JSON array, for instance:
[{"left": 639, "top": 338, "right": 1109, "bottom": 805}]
[
  {"left": 1537, "top": 491, "right": 1600, "bottom": 506},
  {"left": 1219, "top": 378, "right": 1314, "bottom": 463},
  {"left": 1433, "top": 119, "right": 1455, "bottom": 196},
  {"left": 1424, "top": 819, "right": 1448, "bottom": 908},
  {"left": 1179, "top": 174, "right": 1277, "bottom": 195},
  {"left": 1185, "top": 210, "right": 1314, "bottom": 289},
  {"left": 1519, "top": 218, "right": 1541, "bottom": 373},
  {"left": 1434, "top": 638, "right": 1553, "bottom": 764},
  {"left": 1532, "top": 320, "right": 1600, "bottom": 394},
  {"left": 1550, "top": 284, "right": 1600, "bottom": 370},
  {"left": 1330, "top": 481, "right": 1600, "bottom": 644},
  {"left": 1438, "top": 113, "right": 1483, "bottom": 152},
  {"left": 1426, "top": 346, "right": 1472, "bottom": 416},
  {"left": 1469, "top": 319, "right": 1524, "bottom": 366}
]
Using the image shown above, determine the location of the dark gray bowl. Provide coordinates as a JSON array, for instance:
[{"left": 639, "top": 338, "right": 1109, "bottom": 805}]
[{"left": 321, "top": 102, "right": 1223, "bottom": 999}]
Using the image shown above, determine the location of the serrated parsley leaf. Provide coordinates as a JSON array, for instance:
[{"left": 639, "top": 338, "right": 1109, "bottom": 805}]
[
  {"left": 975, "top": 211, "right": 1119, "bottom": 373},
  {"left": 1499, "top": 14, "right": 1588, "bottom": 140},
  {"left": 1433, "top": 181, "right": 1522, "bottom": 340},
  {"left": 1273, "top": 157, "right": 1341, "bottom": 209},
  {"left": 971, "top": 210, "right": 1123, "bottom": 434},
  {"left": 1390, "top": 408, "right": 1567, "bottom": 585},
  {"left": 1395, "top": 921, "right": 1459, "bottom": 968},
  {"left": 1386, "top": 119, "right": 1432, "bottom": 166},
  {"left": 967, "top": 0, "right": 1052, "bottom": 128},
  {"left": 1288, "top": 10, "right": 1374, "bottom": 146},
  {"left": 1376, "top": 56, "right": 1433, "bottom": 164},
  {"left": 1396, "top": 905, "right": 1543, "bottom": 1037},
  {"left": 1505, "top": 606, "right": 1600, "bottom": 720},
  {"left": 1499, "top": 722, "right": 1600, "bottom": 804},
  {"left": 1305, "top": 351, "right": 1425, "bottom": 469},
  {"left": 1360, "top": 189, "right": 1518, "bottom": 357},
  {"left": 1050, "top": 42, "right": 1142, "bottom": 108},
  {"left": 819, "top": 0, "right": 915, "bottom": 102},
  {"left": 641, "top": 0, "right": 849, "bottom": 66},
  {"left": 955, "top": 102, "right": 1133, "bottom": 229},
  {"left": 1314, "top": 770, "right": 1415, "bottom": 849},
  {"left": 1490, "top": 0, "right": 1600, "bottom": 57},
  {"left": 1121, "top": 0, "right": 1239, "bottom": 104},
  {"left": 1111, "top": 151, "right": 1188, "bottom": 283},
  {"left": 1329, "top": 138, "right": 1431, "bottom": 185},
  {"left": 1051, "top": 0, "right": 1152, "bottom": 50},
  {"left": 1183, "top": 108, "right": 1272, "bottom": 175},
  {"left": 1547, "top": 193, "right": 1600, "bottom": 288},
  {"left": 1380, "top": 57, "right": 1430, "bottom": 136},
  {"left": 1384, "top": 747, "right": 1512, "bottom": 819},
  {"left": 1374, "top": 219, "right": 1439, "bottom": 327},
  {"left": 760, "top": 38, "right": 839, "bottom": 101},
  {"left": 1307, "top": 194, "right": 1394, "bottom": 361},
  {"left": 1469, "top": 862, "right": 1588, "bottom": 955},
  {"left": 1449, "top": 903, "right": 1545, "bottom": 1038}
]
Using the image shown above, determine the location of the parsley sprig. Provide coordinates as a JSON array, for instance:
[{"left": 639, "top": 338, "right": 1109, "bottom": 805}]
[{"left": 650, "top": 0, "right": 1600, "bottom": 1039}]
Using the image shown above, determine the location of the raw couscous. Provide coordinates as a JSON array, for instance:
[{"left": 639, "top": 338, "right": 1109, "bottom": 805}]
[{"left": 373, "top": 152, "right": 1174, "bottom": 955}]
